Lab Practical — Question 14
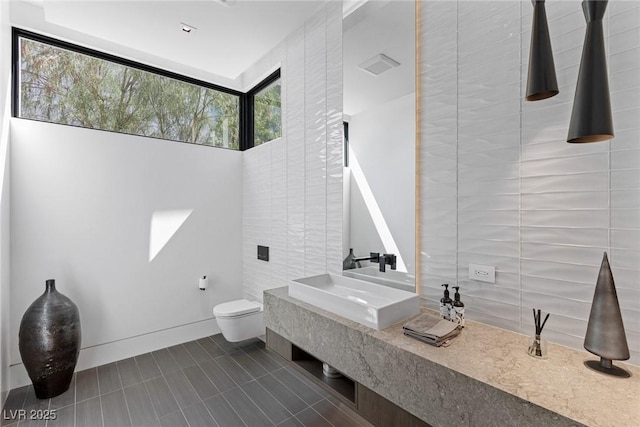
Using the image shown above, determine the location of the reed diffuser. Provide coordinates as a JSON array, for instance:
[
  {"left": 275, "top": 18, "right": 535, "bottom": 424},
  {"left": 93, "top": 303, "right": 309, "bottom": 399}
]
[{"left": 528, "top": 309, "right": 550, "bottom": 359}]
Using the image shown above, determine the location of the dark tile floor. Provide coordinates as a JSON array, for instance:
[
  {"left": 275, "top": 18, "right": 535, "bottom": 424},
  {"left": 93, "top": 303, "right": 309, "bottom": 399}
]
[{"left": 1, "top": 335, "right": 372, "bottom": 427}]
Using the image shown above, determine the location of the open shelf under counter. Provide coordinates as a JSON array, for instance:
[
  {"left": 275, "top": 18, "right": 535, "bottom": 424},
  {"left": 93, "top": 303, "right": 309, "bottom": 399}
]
[
  {"left": 291, "top": 344, "right": 356, "bottom": 404},
  {"left": 266, "top": 327, "right": 430, "bottom": 427}
]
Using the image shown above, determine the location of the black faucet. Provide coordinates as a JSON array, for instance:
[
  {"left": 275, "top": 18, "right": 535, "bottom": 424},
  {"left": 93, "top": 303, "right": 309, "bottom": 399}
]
[
  {"left": 344, "top": 252, "right": 380, "bottom": 270},
  {"left": 378, "top": 254, "right": 397, "bottom": 272},
  {"left": 343, "top": 251, "right": 397, "bottom": 272}
]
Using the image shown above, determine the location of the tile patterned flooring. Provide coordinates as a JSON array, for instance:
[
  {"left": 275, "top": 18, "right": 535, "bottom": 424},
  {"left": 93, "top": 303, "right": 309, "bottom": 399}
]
[{"left": 1, "top": 335, "right": 372, "bottom": 427}]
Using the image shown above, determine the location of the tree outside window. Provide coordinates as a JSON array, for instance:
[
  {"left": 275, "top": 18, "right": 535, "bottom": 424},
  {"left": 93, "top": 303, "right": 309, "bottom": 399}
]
[
  {"left": 253, "top": 79, "right": 281, "bottom": 146},
  {"left": 19, "top": 37, "right": 240, "bottom": 149}
]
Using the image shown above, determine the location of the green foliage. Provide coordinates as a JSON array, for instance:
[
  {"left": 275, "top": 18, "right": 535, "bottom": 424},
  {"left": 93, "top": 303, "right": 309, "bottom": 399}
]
[
  {"left": 20, "top": 38, "right": 240, "bottom": 149},
  {"left": 253, "top": 81, "right": 281, "bottom": 146}
]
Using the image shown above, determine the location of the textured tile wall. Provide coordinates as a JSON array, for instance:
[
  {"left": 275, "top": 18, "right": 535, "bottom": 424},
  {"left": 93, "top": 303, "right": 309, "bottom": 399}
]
[
  {"left": 325, "top": 1, "right": 344, "bottom": 277},
  {"left": 418, "top": 0, "right": 459, "bottom": 306},
  {"left": 242, "top": 4, "right": 343, "bottom": 303},
  {"left": 419, "top": 0, "right": 640, "bottom": 364}
]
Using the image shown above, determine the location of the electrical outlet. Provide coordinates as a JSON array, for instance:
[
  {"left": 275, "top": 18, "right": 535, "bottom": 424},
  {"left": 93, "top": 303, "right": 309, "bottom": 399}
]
[{"left": 469, "top": 264, "right": 495, "bottom": 283}]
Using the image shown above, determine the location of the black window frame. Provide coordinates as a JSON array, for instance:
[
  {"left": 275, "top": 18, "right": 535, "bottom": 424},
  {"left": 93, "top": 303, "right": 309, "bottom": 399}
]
[
  {"left": 244, "top": 69, "right": 282, "bottom": 150},
  {"left": 12, "top": 27, "right": 281, "bottom": 151}
]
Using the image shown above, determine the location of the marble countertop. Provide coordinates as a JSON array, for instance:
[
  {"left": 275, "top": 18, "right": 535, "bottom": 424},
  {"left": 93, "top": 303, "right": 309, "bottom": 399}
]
[{"left": 265, "top": 287, "right": 640, "bottom": 427}]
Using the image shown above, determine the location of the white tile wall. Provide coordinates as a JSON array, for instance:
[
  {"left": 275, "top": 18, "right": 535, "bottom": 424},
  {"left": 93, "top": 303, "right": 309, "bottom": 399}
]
[
  {"left": 242, "top": 5, "right": 343, "bottom": 302},
  {"left": 419, "top": 0, "right": 459, "bottom": 300},
  {"left": 325, "top": 1, "right": 344, "bottom": 276},
  {"left": 419, "top": 0, "right": 640, "bottom": 365}
]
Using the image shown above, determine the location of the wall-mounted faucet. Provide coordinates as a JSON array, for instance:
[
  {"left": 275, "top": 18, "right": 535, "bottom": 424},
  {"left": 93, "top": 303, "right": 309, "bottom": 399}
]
[
  {"left": 343, "top": 251, "right": 381, "bottom": 270},
  {"left": 343, "top": 250, "right": 397, "bottom": 272},
  {"left": 378, "top": 253, "right": 397, "bottom": 272}
]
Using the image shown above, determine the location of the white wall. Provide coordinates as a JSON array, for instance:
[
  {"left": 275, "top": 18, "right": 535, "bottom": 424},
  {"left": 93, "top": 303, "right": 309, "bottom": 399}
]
[
  {"left": 348, "top": 93, "right": 415, "bottom": 274},
  {"left": 242, "top": 3, "right": 343, "bottom": 301},
  {"left": 10, "top": 120, "right": 243, "bottom": 388},
  {"left": 0, "top": 0, "right": 12, "bottom": 406},
  {"left": 419, "top": 0, "right": 640, "bottom": 364}
]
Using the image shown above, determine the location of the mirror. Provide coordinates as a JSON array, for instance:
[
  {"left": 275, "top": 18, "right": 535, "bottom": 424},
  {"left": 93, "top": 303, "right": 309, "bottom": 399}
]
[{"left": 342, "top": 0, "right": 416, "bottom": 291}]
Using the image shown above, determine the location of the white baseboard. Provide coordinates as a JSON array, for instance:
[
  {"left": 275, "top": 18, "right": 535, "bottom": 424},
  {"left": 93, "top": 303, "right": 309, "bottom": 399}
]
[{"left": 10, "top": 318, "right": 220, "bottom": 390}]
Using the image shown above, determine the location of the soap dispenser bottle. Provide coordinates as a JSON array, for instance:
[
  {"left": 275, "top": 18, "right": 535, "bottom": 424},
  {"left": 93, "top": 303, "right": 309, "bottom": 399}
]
[
  {"left": 452, "top": 286, "right": 465, "bottom": 327},
  {"left": 440, "top": 284, "right": 453, "bottom": 320}
]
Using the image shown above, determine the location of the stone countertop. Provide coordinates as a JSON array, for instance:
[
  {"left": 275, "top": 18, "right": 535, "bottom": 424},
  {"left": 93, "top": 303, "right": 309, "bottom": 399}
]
[{"left": 265, "top": 287, "right": 640, "bottom": 427}]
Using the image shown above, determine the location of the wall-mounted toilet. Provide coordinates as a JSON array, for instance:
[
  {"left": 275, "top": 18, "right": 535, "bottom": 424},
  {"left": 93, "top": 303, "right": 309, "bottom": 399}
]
[{"left": 213, "top": 299, "right": 265, "bottom": 342}]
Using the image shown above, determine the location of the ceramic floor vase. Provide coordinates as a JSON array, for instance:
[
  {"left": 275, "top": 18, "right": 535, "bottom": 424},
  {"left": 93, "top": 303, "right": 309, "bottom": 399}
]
[{"left": 18, "top": 279, "right": 81, "bottom": 399}]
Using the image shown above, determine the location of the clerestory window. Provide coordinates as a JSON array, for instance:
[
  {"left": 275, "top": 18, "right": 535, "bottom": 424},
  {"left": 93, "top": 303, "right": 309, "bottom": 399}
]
[
  {"left": 14, "top": 29, "right": 242, "bottom": 149},
  {"left": 249, "top": 70, "right": 282, "bottom": 147}
]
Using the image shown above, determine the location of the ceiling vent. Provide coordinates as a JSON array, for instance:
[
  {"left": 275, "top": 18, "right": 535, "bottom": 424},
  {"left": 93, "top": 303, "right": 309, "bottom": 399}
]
[{"left": 358, "top": 54, "right": 401, "bottom": 76}]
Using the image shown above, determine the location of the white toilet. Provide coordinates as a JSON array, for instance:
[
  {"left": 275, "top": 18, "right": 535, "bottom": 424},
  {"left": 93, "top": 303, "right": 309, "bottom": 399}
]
[{"left": 213, "top": 299, "right": 265, "bottom": 342}]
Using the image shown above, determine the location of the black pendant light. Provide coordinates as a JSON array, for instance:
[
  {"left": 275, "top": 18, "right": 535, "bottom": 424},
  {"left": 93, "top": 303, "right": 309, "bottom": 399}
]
[
  {"left": 567, "top": 0, "right": 614, "bottom": 143},
  {"left": 526, "top": 0, "right": 559, "bottom": 101}
]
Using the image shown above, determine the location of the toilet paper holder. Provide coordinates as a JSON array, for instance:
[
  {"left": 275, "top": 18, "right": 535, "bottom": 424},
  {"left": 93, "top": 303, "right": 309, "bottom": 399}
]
[{"left": 199, "top": 276, "right": 208, "bottom": 291}]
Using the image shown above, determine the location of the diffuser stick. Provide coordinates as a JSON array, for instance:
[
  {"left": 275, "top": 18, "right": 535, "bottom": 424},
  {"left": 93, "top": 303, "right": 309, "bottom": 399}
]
[{"left": 540, "top": 313, "right": 550, "bottom": 334}]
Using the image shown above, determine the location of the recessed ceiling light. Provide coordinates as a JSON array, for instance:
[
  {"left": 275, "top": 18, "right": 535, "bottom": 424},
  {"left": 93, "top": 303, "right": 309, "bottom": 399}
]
[
  {"left": 213, "top": 0, "right": 236, "bottom": 6},
  {"left": 358, "top": 54, "right": 401, "bottom": 76},
  {"left": 180, "top": 23, "right": 197, "bottom": 34}
]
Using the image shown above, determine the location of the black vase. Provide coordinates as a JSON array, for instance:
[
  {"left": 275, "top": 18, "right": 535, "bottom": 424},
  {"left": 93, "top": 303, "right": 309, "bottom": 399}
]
[{"left": 19, "top": 279, "right": 81, "bottom": 399}]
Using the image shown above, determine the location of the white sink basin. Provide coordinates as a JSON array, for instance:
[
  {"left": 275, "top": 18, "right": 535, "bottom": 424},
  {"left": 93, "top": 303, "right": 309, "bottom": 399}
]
[
  {"left": 342, "top": 266, "right": 415, "bottom": 291},
  {"left": 288, "top": 273, "right": 420, "bottom": 330}
]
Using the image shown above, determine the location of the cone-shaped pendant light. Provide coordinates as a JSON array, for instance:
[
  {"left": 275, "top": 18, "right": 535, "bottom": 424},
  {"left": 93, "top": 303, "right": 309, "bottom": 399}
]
[
  {"left": 584, "top": 252, "right": 630, "bottom": 377},
  {"left": 526, "top": 0, "right": 558, "bottom": 101},
  {"left": 567, "top": 0, "right": 614, "bottom": 143}
]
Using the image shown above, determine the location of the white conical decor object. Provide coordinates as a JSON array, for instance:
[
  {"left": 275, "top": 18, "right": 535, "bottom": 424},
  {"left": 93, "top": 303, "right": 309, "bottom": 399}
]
[{"left": 583, "top": 252, "right": 630, "bottom": 377}]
